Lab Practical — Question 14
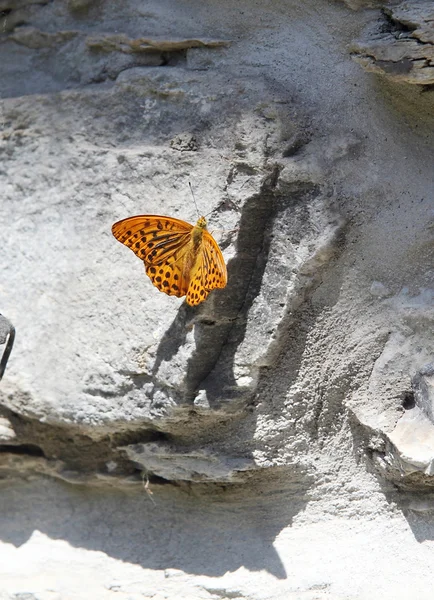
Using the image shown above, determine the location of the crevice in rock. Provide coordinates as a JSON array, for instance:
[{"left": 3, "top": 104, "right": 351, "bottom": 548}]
[
  {"left": 0, "top": 443, "right": 45, "bottom": 457},
  {"left": 380, "top": 8, "right": 415, "bottom": 38},
  {"left": 401, "top": 390, "right": 416, "bottom": 410},
  {"left": 138, "top": 471, "right": 174, "bottom": 486},
  {"left": 161, "top": 49, "right": 187, "bottom": 66},
  {"left": 0, "top": 315, "right": 15, "bottom": 382},
  {"left": 0, "top": 403, "right": 311, "bottom": 489},
  {"left": 0, "top": 406, "right": 173, "bottom": 482}
]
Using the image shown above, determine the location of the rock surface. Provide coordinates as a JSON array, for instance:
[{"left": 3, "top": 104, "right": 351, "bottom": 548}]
[
  {"left": 352, "top": 1, "right": 434, "bottom": 84},
  {"left": 0, "top": 0, "right": 434, "bottom": 598}
]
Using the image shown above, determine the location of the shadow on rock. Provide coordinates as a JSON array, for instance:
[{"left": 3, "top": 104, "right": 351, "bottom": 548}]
[{"left": 0, "top": 465, "right": 314, "bottom": 579}]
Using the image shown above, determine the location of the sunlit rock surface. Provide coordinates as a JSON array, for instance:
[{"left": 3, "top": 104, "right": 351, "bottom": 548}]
[{"left": 0, "top": 0, "right": 434, "bottom": 598}]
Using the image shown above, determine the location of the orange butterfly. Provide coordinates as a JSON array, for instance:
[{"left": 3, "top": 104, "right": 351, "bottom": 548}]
[{"left": 112, "top": 215, "right": 227, "bottom": 306}]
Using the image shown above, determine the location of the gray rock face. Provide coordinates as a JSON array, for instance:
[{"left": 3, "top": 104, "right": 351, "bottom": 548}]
[
  {"left": 351, "top": 2, "right": 434, "bottom": 84},
  {"left": 1, "top": 0, "right": 434, "bottom": 598},
  {"left": 378, "top": 365, "right": 434, "bottom": 486},
  {"left": 0, "top": 314, "right": 14, "bottom": 381},
  {"left": 124, "top": 442, "right": 258, "bottom": 483}
]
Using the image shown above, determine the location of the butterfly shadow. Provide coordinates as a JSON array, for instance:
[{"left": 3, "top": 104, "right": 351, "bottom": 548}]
[
  {"left": 183, "top": 180, "right": 319, "bottom": 409},
  {"left": 150, "top": 302, "right": 195, "bottom": 381}
]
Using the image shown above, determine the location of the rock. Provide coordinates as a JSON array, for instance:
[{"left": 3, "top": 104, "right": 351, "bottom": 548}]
[
  {"left": 9, "top": 26, "right": 78, "bottom": 49},
  {"left": 376, "top": 366, "right": 434, "bottom": 486},
  {"left": 351, "top": 2, "right": 434, "bottom": 85},
  {"left": 0, "top": 0, "right": 434, "bottom": 597},
  {"left": 169, "top": 132, "right": 198, "bottom": 152},
  {"left": 86, "top": 33, "right": 230, "bottom": 54},
  {"left": 123, "top": 442, "right": 258, "bottom": 482}
]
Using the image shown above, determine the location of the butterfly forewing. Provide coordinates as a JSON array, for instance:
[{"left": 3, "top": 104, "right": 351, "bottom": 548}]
[{"left": 112, "top": 215, "right": 193, "bottom": 265}]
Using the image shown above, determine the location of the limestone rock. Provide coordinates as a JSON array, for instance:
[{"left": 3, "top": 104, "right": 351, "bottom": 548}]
[
  {"left": 0, "top": 0, "right": 434, "bottom": 597},
  {"left": 351, "top": 2, "right": 434, "bottom": 84},
  {"left": 376, "top": 365, "right": 434, "bottom": 487},
  {"left": 85, "top": 33, "right": 230, "bottom": 54},
  {"left": 9, "top": 26, "right": 78, "bottom": 49},
  {"left": 0, "top": 314, "right": 14, "bottom": 381},
  {"left": 123, "top": 442, "right": 258, "bottom": 482}
]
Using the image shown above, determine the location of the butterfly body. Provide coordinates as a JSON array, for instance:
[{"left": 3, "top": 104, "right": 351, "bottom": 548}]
[{"left": 112, "top": 214, "right": 227, "bottom": 306}]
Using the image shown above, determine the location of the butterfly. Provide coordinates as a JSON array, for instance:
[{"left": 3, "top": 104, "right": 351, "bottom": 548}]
[{"left": 112, "top": 215, "right": 227, "bottom": 306}]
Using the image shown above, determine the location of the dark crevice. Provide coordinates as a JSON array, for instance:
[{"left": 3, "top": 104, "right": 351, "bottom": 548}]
[
  {"left": 111, "top": 428, "right": 170, "bottom": 447},
  {"left": 381, "top": 9, "right": 416, "bottom": 37},
  {"left": 136, "top": 471, "right": 175, "bottom": 486},
  {"left": 402, "top": 391, "right": 416, "bottom": 410},
  {"left": 199, "top": 319, "right": 217, "bottom": 327},
  {"left": 0, "top": 443, "right": 45, "bottom": 457},
  {"left": 0, "top": 318, "right": 15, "bottom": 381},
  {"left": 0, "top": 406, "right": 174, "bottom": 481},
  {"left": 161, "top": 50, "right": 187, "bottom": 66}
]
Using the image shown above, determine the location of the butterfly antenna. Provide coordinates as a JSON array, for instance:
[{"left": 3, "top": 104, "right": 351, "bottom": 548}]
[
  {"left": 188, "top": 181, "right": 200, "bottom": 218},
  {"left": 203, "top": 207, "right": 216, "bottom": 219},
  {"left": 203, "top": 198, "right": 226, "bottom": 220}
]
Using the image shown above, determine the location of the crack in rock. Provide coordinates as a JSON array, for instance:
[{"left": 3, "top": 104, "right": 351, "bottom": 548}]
[
  {"left": 9, "top": 26, "right": 78, "bottom": 48},
  {"left": 86, "top": 34, "right": 231, "bottom": 54}
]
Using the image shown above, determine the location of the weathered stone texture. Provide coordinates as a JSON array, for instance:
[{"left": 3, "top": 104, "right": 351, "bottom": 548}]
[
  {"left": 352, "top": 2, "right": 434, "bottom": 84},
  {"left": 0, "top": 0, "right": 433, "bottom": 598}
]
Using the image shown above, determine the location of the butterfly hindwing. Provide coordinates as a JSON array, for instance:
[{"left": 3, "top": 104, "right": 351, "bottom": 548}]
[
  {"left": 186, "top": 230, "right": 227, "bottom": 305},
  {"left": 186, "top": 263, "right": 207, "bottom": 305},
  {"left": 146, "top": 261, "right": 188, "bottom": 298},
  {"left": 202, "top": 230, "right": 227, "bottom": 291}
]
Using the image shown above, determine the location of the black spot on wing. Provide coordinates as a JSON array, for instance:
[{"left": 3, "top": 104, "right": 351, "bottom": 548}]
[{"left": 145, "top": 262, "right": 187, "bottom": 299}]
